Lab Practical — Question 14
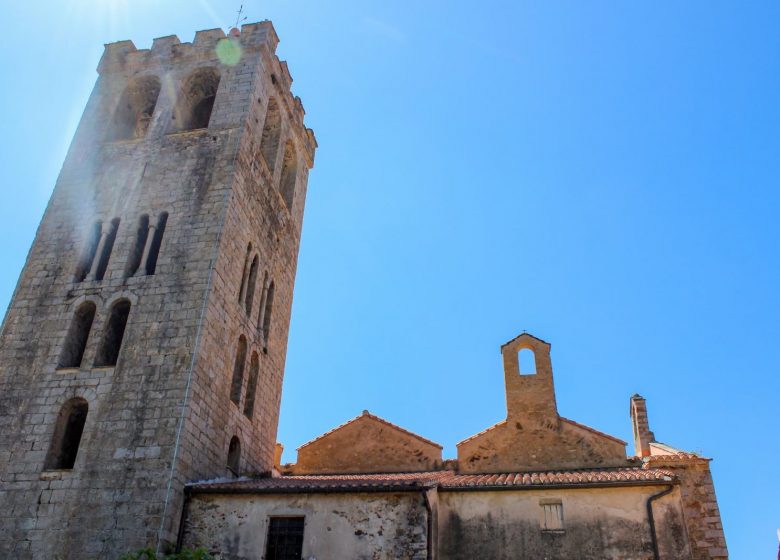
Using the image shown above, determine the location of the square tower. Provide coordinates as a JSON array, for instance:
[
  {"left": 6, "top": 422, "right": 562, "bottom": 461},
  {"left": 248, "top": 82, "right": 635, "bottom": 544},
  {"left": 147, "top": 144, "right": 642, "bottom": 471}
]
[{"left": 0, "top": 22, "right": 316, "bottom": 557}]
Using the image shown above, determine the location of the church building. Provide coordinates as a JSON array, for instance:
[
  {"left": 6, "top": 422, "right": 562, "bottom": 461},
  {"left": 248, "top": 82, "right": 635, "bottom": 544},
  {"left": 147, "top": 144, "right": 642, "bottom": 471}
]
[
  {"left": 181, "top": 333, "right": 728, "bottom": 560},
  {"left": 0, "top": 21, "right": 727, "bottom": 560}
]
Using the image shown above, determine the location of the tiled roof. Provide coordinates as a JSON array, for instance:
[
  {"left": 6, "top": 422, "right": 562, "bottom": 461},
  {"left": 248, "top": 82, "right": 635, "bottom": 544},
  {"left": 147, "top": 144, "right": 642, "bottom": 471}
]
[
  {"left": 188, "top": 471, "right": 450, "bottom": 494},
  {"left": 644, "top": 452, "right": 710, "bottom": 464},
  {"left": 440, "top": 467, "right": 673, "bottom": 489},
  {"left": 189, "top": 466, "right": 675, "bottom": 495},
  {"left": 297, "top": 410, "right": 443, "bottom": 451},
  {"left": 644, "top": 442, "right": 710, "bottom": 463}
]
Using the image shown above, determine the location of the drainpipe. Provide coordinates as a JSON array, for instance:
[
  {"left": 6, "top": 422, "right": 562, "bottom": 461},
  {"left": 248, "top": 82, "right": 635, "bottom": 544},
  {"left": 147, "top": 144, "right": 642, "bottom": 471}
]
[
  {"left": 646, "top": 485, "right": 674, "bottom": 560},
  {"left": 421, "top": 488, "right": 435, "bottom": 560}
]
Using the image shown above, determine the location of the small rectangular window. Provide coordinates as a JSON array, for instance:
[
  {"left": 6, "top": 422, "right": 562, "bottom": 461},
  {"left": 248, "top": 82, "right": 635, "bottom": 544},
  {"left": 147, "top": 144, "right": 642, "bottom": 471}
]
[
  {"left": 540, "top": 501, "right": 564, "bottom": 531},
  {"left": 266, "top": 516, "right": 305, "bottom": 560}
]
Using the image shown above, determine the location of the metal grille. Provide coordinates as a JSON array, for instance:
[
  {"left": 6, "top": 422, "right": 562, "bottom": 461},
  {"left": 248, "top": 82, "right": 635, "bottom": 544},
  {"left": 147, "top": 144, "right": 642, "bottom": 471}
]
[{"left": 265, "top": 516, "right": 305, "bottom": 560}]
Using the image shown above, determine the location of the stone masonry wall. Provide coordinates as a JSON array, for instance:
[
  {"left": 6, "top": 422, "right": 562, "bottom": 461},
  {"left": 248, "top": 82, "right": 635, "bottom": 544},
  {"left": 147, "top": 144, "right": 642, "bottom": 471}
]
[
  {"left": 645, "top": 456, "right": 728, "bottom": 559},
  {"left": 0, "top": 22, "right": 315, "bottom": 558},
  {"left": 292, "top": 411, "right": 444, "bottom": 475}
]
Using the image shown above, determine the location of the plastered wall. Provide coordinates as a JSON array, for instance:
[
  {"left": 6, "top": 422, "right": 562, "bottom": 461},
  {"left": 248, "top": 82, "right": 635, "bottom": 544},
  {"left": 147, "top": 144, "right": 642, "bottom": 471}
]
[
  {"left": 183, "top": 492, "right": 429, "bottom": 560},
  {"left": 437, "top": 486, "right": 691, "bottom": 560}
]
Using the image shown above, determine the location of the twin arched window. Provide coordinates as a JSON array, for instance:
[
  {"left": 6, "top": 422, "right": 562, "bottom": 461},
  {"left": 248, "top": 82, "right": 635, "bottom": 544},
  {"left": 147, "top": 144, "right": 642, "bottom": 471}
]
[
  {"left": 76, "top": 212, "right": 168, "bottom": 283},
  {"left": 74, "top": 218, "right": 119, "bottom": 283},
  {"left": 125, "top": 212, "right": 169, "bottom": 278},
  {"left": 107, "top": 68, "right": 221, "bottom": 140},
  {"left": 59, "top": 299, "right": 132, "bottom": 370},
  {"left": 230, "top": 338, "right": 263, "bottom": 420}
]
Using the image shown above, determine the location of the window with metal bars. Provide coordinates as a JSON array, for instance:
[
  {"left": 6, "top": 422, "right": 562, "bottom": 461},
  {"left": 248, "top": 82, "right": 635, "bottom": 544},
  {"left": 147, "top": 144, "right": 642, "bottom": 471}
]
[{"left": 265, "top": 516, "right": 305, "bottom": 560}]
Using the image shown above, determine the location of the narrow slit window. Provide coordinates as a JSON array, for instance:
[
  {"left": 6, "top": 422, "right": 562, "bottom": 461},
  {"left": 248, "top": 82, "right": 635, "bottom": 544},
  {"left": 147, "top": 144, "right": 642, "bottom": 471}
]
[
  {"left": 58, "top": 302, "right": 97, "bottom": 369},
  {"left": 243, "top": 352, "right": 260, "bottom": 419},
  {"left": 279, "top": 140, "right": 298, "bottom": 211},
  {"left": 227, "top": 436, "right": 241, "bottom": 477},
  {"left": 95, "top": 299, "right": 131, "bottom": 367},
  {"left": 244, "top": 255, "right": 259, "bottom": 316},
  {"left": 75, "top": 221, "right": 102, "bottom": 282},
  {"left": 44, "top": 398, "right": 88, "bottom": 470},
  {"left": 519, "top": 348, "right": 537, "bottom": 375},
  {"left": 95, "top": 218, "right": 120, "bottom": 281},
  {"left": 238, "top": 244, "right": 252, "bottom": 304},
  {"left": 265, "top": 517, "right": 305, "bottom": 560},
  {"left": 260, "top": 97, "right": 281, "bottom": 171},
  {"left": 260, "top": 281, "right": 275, "bottom": 350},
  {"left": 124, "top": 214, "right": 149, "bottom": 277},
  {"left": 230, "top": 336, "right": 247, "bottom": 405},
  {"left": 145, "top": 212, "right": 168, "bottom": 275}
]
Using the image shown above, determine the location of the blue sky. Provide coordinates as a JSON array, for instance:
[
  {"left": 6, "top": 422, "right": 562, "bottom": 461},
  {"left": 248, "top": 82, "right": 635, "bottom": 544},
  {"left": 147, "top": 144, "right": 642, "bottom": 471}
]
[{"left": 1, "top": 1, "right": 778, "bottom": 556}]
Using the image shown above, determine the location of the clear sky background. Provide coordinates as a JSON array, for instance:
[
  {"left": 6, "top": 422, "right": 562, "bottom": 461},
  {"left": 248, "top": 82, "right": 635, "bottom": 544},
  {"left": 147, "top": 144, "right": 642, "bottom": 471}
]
[{"left": 0, "top": 0, "right": 777, "bottom": 556}]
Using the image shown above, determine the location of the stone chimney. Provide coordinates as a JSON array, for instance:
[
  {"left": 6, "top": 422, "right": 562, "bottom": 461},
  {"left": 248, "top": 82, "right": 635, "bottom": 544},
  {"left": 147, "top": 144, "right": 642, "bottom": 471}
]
[{"left": 630, "top": 394, "right": 656, "bottom": 457}]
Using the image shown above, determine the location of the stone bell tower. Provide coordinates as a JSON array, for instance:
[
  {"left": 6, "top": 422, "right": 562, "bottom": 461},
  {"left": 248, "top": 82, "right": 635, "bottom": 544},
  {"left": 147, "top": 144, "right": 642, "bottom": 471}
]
[{"left": 0, "top": 22, "right": 316, "bottom": 558}]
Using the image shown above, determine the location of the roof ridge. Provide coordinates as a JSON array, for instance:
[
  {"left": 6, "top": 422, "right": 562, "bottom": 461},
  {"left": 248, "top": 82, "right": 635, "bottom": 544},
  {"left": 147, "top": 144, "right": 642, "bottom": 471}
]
[
  {"left": 296, "top": 410, "right": 442, "bottom": 451},
  {"left": 500, "top": 332, "right": 551, "bottom": 349},
  {"left": 455, "top": 419, "right": 507, "bottom": 446},
  {"left": 560, "top": 416, "right": 627, "bottom": 446}
]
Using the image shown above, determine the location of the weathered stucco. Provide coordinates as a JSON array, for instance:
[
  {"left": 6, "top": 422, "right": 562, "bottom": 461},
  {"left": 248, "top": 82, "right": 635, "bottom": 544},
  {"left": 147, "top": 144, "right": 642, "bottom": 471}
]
[
  {"left": 292, "top": 411, "right": 443, "bottom": 474},
  {"left": 437, "top": 486, "right": 690, "bottom": 560},
  {"left": 182, "top": 491, "right": 429, "bottom": 560}
]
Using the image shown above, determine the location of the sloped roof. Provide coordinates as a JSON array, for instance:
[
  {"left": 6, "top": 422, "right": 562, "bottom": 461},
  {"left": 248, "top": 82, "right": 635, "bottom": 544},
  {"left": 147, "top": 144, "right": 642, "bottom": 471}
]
[
  {"left": 297, "top": 410, "right": 443, "bottom": 451},
  {"left": 560, "top": 417, "right": 627, "bottom": 445},
  {"left": 500, "top": 331, "right": 551, "bottom": 349},
  {"left": 456, "top": 420, "right": 506, "bottom": 446},
  {"left": 455, "top": 417, "right": 625, "bottom": 447},
  {"left": 188, "top": 466, "right": 676, "bottom": 495}
]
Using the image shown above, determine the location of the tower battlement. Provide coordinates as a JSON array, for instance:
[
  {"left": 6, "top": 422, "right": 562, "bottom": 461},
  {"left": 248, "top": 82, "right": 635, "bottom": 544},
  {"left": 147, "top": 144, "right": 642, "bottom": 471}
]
[{"left": 97, "top": 22, "right": 316, "bottom": 164}]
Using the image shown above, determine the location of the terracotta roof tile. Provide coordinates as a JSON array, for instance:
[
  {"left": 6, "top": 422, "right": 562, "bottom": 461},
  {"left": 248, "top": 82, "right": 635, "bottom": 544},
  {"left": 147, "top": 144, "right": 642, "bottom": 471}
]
[
  {"left": 188, "top": 471, "right": 450, "bottom": 494},
  {"left": 189, "top": 466, "right": 675, "bottom": 495},
  {"left": 440, "top": 467, "right": 674, "bottom": 489},
  {"left": 644, "top": 452, "right": 710, "bottom": 464}
]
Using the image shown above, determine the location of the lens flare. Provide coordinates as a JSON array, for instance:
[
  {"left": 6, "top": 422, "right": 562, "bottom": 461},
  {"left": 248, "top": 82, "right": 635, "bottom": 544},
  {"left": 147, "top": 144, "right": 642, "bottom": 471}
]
[{"left": 216, "top": 38, "right": 242, "bottom": 66}]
